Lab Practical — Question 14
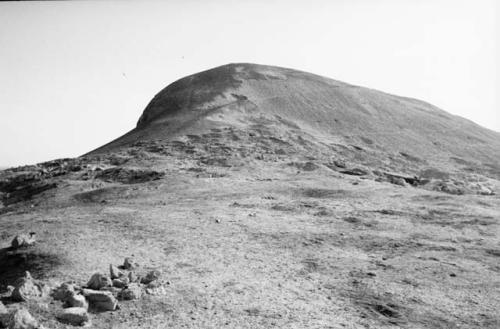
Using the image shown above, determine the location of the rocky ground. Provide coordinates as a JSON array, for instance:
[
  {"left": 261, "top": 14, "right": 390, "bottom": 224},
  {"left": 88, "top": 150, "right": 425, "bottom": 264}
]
[{"left": 0, "top": 131, "right": 499, "bottom": 328}]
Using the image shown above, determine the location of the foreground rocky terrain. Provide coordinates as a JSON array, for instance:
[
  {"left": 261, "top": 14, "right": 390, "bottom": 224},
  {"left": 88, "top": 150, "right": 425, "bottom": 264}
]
[{"left": 0, "top": 64, "right": 499, "bottom": 328}]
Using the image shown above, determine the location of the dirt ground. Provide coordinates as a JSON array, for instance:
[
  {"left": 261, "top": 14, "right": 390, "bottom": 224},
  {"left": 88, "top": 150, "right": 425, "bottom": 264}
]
[{"left": 1, "top": 146, "right": 499, "bottom": 329}]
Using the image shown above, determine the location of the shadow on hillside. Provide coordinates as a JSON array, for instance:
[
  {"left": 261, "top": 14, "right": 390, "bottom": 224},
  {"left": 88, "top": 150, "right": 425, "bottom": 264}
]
[{"left": 0, "top": 247, "right": 62, "bottom": 288}]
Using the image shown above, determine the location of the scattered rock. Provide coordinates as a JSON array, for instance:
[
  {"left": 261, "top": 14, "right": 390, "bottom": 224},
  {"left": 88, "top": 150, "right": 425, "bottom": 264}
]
[
  {"left": 434, "top": 181, "right": 465, "bottom": 195},
  {"left": 288, "top": 162, "right": 319, "bottom": 171},
  {"left": 95, "top": 167, "right": 164, "bottom": 184},
  {"left": 57, "top": 307, "right": 90, "bottom": 326},
  {"left": 82, "top": 289, "right": 118, "bottom": 311},
  {"left": 6, "top": 309, "right": 40, "bottom": 329},
  {"left": 109, "top": 265, "right": 124, "bottom": 279},
  {"left": 10, "top": 233, "right": 36, "bottom": 249},
  {"left": 140, "top": 270, "right": 161, "bottom": 284},
  {"left": 86, "top": 273, "right": 112, "bottom": 290},
  {"left": 12, "top": 272, "right": 45, "bottom": 302},
  {"left": 383, "top": 172, "right": 419, "bottom": 186},
  {"left": 0, "top": 171, "right": 56, "bottom": 206},
  {"left": 119, "top": 283, "right": 142, "bottom": 300},
  {"left": 341, "top": 168, "right": 368, "bottom": 176}
]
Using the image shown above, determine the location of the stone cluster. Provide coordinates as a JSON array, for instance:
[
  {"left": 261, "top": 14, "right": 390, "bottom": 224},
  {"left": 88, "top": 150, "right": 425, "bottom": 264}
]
[{"left": 0, "top": 258, "right": 166, "bottom": 328}]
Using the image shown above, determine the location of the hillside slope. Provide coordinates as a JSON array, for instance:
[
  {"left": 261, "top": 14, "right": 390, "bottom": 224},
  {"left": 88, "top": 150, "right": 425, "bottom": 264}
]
[{"left": 91, "top": 63, "right": 500, "bottom": 167}]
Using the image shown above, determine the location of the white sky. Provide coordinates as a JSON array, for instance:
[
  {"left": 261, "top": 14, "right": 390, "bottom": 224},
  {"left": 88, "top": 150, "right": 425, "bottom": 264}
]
[{"left": 0, "top": 0, "right": 498, "bottom": 167}]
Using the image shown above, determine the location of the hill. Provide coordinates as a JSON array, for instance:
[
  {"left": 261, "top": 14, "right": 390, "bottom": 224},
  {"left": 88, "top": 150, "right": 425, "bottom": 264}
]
[{"left": 92, "top": 63, "right": 500, "bottom": 166}]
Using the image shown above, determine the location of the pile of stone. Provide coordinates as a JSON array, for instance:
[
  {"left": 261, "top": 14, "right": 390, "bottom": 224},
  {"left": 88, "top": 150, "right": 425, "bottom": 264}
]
[
  {"left": 53, "top": 257, "right": 165, "bottom": 326},
  {"left": 0, "top": 258, "right": 166, "bottom": 328},
  {"left": 0, "top": 305, "right": 42, "bottom": 329},
  {"left": 0, "top": 272, "right": 48, "bottom": 329}
]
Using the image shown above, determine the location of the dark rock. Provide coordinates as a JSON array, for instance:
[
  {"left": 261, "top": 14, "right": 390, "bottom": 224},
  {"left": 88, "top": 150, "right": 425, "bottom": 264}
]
[
  {"left": 82, "top": 289, "right": 118, "bottom": 311},
  {"left": 86, "top": 273, "right": 112, "bottom": 290},
  {"left": 109, "top": 264, "right": 124, "bottom": 279},
  {"left": 140, "top": 270, "right": 161, "bottom": 284},
  {"left": 112, "top": 278, "right": 129, "bottom": 289},
  {"left": 340, "top": 168, "right": 368, "bottom": 176},
  {"left": 52, "top": 282, "right": 76, "bottom": 301},
  {"left": 122, "top": 257, "right": 138, "bottom": 270},
  {"left": 383, "top": 172, "right": 420, "bottom": 186}
]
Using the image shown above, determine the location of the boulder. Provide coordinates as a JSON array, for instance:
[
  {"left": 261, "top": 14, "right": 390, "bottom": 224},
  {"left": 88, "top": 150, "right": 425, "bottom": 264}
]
[
  {"left": 140, "top": 270, "right": 161, "bottom": 284},
  {"left": 119, "top": 283, "right": 142, "bottom": 300},
  {"left": 10, "top": 233, "right": 36, "bottom": 249},
  {"left": 11, "top": 272, "right": 45, "bottom": 302},
  {"left": 57, "top": 307, "right": 90, "bottom": 326},
  {"left": 123, "top": 257, "right": 138, "bottom": 270},
  {"left": 66, "top": 292, "right": 88, "bottom": 309},
  {"left": 109, "top": 265, "right": 123, "bottom": 280},
  {"left": 52, "top": 283, "right": 76, "bottom": 301},
  {"left": 112, "top": 277, "right": 129, "bottom": 289},
  {"left": 86, "top": 273, "right": 112, "bottom": 290},
  {"left": 6, "top": 309, "right": 40, "bottom": 329},
  {"left": 82, "top": 289, "right": 118, "bottom": 311}
]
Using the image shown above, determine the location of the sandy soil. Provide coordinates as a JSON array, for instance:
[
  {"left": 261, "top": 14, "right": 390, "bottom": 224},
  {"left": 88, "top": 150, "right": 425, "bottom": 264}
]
[{"left": 1, "top": 150, "right": 499, "bottom": 329}]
